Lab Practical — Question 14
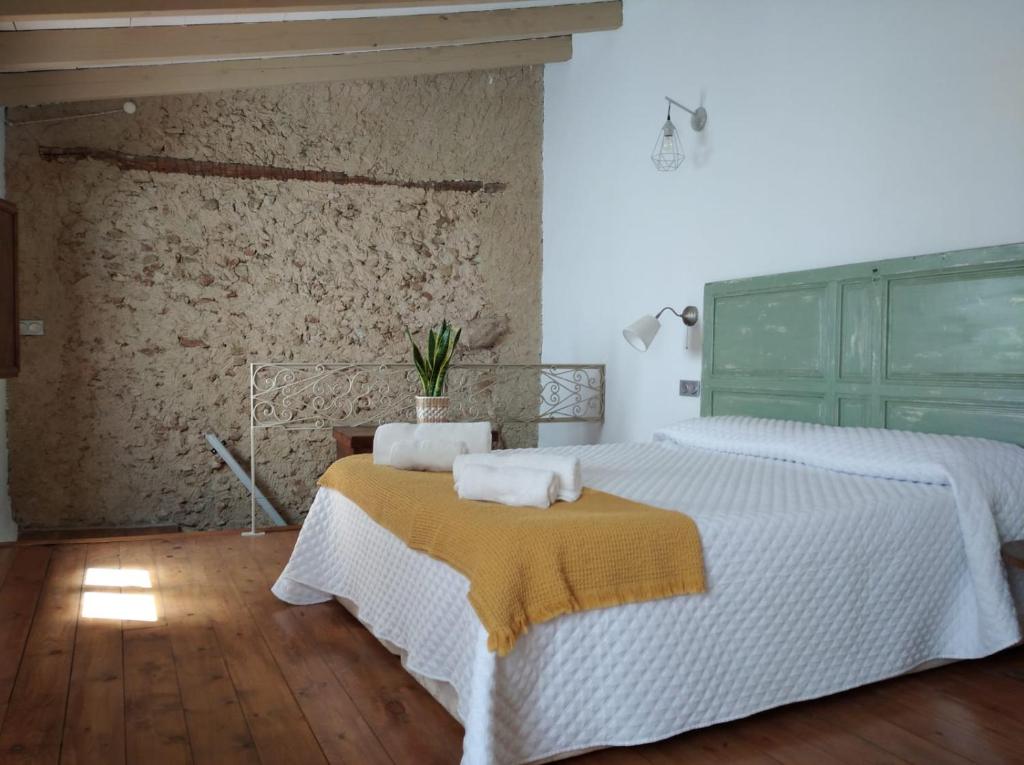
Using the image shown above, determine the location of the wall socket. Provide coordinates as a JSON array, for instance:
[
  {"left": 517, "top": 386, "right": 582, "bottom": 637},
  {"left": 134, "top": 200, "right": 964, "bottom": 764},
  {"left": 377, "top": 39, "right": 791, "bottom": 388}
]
[
  {"left": 19, "top": 320, "right": 44, "bottom": 336},
  {"left": 679, "top": 380, "right": 701, "bottom": 397}
]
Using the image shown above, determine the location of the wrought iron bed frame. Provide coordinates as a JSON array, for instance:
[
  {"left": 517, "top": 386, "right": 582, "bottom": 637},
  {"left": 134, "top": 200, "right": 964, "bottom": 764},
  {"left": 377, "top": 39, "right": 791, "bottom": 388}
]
[{"left": 245, "top": 362, "right": 606, "bottom": 534}]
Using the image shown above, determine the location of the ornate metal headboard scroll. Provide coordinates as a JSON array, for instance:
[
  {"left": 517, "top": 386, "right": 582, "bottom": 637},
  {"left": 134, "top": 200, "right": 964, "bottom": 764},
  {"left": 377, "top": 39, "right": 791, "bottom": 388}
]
[{"left": 244, "top": 363, "right": 605, "bottom": 533}]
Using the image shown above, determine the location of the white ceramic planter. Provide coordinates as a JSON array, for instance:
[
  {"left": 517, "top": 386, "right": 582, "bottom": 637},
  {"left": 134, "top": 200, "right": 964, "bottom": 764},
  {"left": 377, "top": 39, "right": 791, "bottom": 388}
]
[{"left": 415, "top": 395, "right": 450, "bottom": 423}]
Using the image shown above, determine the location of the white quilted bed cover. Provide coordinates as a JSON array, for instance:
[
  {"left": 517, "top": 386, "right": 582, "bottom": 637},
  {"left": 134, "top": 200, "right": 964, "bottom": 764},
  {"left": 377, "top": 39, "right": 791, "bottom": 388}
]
[{"left": 273, "top": 417, "right": 1024, "bottom": 765}]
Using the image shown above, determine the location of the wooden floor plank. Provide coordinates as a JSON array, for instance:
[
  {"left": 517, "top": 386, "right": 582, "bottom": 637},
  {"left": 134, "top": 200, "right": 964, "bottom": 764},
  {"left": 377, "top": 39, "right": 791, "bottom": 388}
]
[
  {"left": 637, "top": 724, "right": 784, "bottom": 765},
  {"left": 291, "top": 602, "right": 464, "bottom": 765},
  {"left": 0, "top": 545, "right": 86, "bottom": 764},
  {"left": 736, "top": 711, "right": 851, "bottom": 765},
  {"left": 123, "top": 628, "right": 193, "bottom": 765},
  {"left": 0, "top": 547, "right": 17, "bottom": 589},
  {"left": 262, "top": 532, "right": 464, "bottom": 765},
  {"left": 188, "top": 536, "right": 329, "bottom": 765},
  {"left": 971, "top": 646, "right": 1024, "bottom": 678},
  {"left": 119, "top": 539, "right": 192, "bottom": 763},
  {"left": 61, "top": 543, "right": 126, "bottom": 765},
  {"left": 881, "top": 669, "right": 1024, "bottom": 745},
  {"left": 580, "top": 745, "right": 656, "bottom": 765},
  {"left": 0, "top": 546, "right": 52, "bottom": 731},
  {"left": 756, "top": 704, "right": 910, "bottom": 765},
  {"left": 151, "top": 538, "right": 260, "bottom": 765},
  {"left": 222, "top": 534, "right": 393, "bottom": 765},
  {"left": 0, "top": 545, "right": 18, "bottom": 728},
  {"left": 1, "top": 531, "right": 1022, "bottom": 765},
  {"left": 860, "top": 681, "right": 1022, "bottom": 765},
  {"left": 117, "top": 539, "right": 167, "bottom": 630},
  {"left": 2, "top": 525, "right": 298, "bottom": 549},
  {"left": 928, "top": 664, "right": 1024, "bottom": 737},
  {"left": 17, "top": 526, "right": 180, "bottom": 543},
  {"left": 805, "top": 690, "right": 975, "bottom": 765}
]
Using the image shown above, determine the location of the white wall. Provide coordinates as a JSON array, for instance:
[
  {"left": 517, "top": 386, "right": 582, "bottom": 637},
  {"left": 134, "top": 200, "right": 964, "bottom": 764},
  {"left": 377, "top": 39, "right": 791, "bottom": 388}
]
[
  {"left": 541, "top": 0, "right": 1024, "bottom": 446},
  {"left": 0, "top": 107, "right": 13, "bottom": 541}
]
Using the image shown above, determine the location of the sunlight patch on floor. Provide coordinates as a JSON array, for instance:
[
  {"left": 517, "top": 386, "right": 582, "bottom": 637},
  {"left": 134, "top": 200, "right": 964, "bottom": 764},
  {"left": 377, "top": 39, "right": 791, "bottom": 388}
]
[
  {"left": 84, "top": 567, "right": 152, "bottom": 589},
  {"left": 81, "top": 591, "right": 159, "bottom": 622},
  {"left": 81, "top": 566, "right": 158, "bottom": 622}
]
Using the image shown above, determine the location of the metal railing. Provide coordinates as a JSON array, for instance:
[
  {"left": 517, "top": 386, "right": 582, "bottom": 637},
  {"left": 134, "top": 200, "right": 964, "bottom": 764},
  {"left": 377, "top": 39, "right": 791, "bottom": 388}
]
[{"left": 243, "top": 362, "right": 605, "bottom": 533}]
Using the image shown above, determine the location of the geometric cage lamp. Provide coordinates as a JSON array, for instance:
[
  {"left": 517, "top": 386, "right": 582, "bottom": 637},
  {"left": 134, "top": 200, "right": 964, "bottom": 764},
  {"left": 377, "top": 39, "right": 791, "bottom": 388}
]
[
  {"left": 623, "top": 305, "right": 699, "bottom": 351},
  {"left": 652, "top": 96, "right": 708, "bottom": 172}
]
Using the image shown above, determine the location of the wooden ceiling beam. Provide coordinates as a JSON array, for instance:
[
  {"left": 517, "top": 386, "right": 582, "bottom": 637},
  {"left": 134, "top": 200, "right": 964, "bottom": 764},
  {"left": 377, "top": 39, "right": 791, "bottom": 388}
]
[
  {"left": 0, "top": 2, "right": 619, "bottom": 72},
  {"left": 0, "top": 0, "right": 534, "bottom": 22},
  {"left": 0, "top": 35, "right": 572, "bottom": 106}
]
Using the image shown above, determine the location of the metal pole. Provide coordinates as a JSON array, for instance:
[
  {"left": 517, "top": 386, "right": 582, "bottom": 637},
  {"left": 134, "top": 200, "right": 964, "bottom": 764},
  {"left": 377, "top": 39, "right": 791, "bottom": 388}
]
[
  {"left": 242, "top": 362, "right": 266, "bottom": 537},
  {"left": 206, "top": 433, "right": 283, "bottom": 527}
]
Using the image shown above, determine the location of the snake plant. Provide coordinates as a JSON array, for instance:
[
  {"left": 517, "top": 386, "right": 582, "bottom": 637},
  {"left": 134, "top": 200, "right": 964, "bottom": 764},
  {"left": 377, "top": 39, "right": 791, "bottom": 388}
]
[{"left": 407, "top": 320, "right": 462, "bottom": 397}]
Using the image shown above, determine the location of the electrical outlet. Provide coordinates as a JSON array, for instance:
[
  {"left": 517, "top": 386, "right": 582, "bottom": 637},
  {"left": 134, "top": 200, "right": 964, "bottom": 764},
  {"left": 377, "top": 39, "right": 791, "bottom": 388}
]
[
  {"left": 679, "top": 380, "right": 701, "bottom": 397},
  {"left": 19, "top": 320, "right": 44, "bottom": 336}
]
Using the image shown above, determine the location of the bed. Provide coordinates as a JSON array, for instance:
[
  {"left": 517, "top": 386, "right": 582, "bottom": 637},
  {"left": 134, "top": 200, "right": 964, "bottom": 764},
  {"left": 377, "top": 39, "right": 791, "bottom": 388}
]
[{"left": 273, "top": 243, "right": 1024, "bottom": 765}]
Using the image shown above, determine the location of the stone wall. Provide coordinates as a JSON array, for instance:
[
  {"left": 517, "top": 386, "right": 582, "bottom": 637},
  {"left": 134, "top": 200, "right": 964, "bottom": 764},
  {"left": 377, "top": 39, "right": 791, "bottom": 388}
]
[{"left": 5, "top": 68, "right": 542, "bottom": 530}]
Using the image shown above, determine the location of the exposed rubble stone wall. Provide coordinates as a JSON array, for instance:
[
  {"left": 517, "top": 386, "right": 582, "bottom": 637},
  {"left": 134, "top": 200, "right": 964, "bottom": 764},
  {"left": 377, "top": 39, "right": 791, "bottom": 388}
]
[{"left": 5, "top": 69, "right": 542, "bottom": 530}]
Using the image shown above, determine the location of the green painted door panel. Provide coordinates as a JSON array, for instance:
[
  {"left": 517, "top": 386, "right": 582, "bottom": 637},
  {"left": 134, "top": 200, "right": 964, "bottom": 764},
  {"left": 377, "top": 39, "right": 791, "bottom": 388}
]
[
  {"left": 884, "top": 399, "right": 1024, "bottom": 444},
  {"left": 702, "top": 242, "right": 1024, "bottom": 445},
  {"left": 711, "top": 286, "right": 828, "bottom": 378},
  {"left": 886, "top": 267, "right": 1024, "bottom": 381},
  {"left": 838, "top": 397, "right": 870, "bottom": 427},
  {"left": 839, "top": 281, "right": 876, "bottom": 381},
  {"left": 709, "top": 390, "right": 826, "bottom": 423}
]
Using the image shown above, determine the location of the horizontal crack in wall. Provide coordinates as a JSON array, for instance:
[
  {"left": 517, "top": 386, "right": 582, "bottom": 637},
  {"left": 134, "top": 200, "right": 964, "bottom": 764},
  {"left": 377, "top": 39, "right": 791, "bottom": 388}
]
[{"left": 39, "top": 145, "right": 508, "bottom": 194}]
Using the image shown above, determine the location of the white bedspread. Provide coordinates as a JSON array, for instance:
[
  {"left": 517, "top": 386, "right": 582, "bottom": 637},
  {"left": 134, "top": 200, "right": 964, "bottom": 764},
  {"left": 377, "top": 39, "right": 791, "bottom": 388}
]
[{"left": 273, "top": 418, "right": 1024, "bottom": 765}]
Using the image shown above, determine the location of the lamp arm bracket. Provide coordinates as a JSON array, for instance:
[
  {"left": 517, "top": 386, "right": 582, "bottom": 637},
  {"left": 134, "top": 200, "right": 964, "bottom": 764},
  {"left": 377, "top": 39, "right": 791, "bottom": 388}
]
[
  {"left": 665, "top": 97, "right": 696, "bottom": 116},
  {"left": 655, "top": 305, "right": 699, "bottom": 326},
  {"left": 664, "top": 96, "right": 708, "bottom": 132}
]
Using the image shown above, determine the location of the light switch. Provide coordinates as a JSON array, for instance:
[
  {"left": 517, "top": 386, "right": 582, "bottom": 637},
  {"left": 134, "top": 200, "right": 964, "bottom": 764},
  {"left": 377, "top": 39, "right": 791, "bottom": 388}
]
[
  {"left": 679, "top": 380, "right": 701, "bottom": 397},
  {"left": 19, "top": 320, "right": 44, "bottom": 336}
]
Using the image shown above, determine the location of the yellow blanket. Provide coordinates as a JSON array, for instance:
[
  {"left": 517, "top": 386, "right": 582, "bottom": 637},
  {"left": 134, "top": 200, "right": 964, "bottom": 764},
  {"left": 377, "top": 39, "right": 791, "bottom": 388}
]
[{"left": 318, "top": 454, "right": 706, "bottom": 655}]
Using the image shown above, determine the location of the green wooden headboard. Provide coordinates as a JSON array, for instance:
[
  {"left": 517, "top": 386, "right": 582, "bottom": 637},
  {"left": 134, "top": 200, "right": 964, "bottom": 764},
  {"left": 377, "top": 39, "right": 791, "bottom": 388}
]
[{"left": 700, "top": 242, "right": 1024, "bottom": 444}]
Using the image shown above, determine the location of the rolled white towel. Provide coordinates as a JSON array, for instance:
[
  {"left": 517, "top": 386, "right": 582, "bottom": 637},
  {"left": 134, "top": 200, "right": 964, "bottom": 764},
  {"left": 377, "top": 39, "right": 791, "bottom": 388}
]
[
  {"left": 388, "top": 439, "right": 467, "bottom": 472},
  {"left": 413, "top": 422, "right": 491, "bottom": 454},
  {"left": 373, "top": 423, "right": 416, "bottom": 464},
  {"left": 453, "top": 452, "right": 582, "bottom": 502},
  {"left": 373, "top": 421, "right": 491, "bottom": 465},
  {"left": 454, "top": 464, "right": 558, "bottom": 509}
]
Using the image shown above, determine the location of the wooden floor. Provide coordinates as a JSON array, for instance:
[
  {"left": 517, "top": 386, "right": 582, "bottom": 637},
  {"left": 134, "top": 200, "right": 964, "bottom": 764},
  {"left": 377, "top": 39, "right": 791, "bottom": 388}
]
[{"left": 0, "top": 531, "right": 1022, "bottom": 765}]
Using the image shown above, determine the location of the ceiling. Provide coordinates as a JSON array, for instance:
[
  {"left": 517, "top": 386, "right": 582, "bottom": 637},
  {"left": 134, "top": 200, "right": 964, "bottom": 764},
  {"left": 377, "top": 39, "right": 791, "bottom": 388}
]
[
  {"left": 0, "top": 0, "right": 621, "bottom": 106},
  {"left": 1, "top": 0, "right": 598, "bottom": 28}
]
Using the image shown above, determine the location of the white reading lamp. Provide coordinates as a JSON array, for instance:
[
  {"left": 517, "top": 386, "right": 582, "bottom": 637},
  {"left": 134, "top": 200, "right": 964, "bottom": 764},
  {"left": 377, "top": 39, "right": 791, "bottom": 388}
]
[{"left": 623, "top": 305, "right": 699, "bottom": 351}]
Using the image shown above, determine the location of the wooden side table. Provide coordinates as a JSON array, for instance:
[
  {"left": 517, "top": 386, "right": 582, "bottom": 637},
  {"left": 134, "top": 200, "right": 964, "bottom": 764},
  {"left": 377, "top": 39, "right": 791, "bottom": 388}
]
[
  {"left": 1002, "top": 540, "right": 1024, "bottom": 571},
  {"left": 332, "top": 425, "right": 504, "bottom": 459},
  {"left": 331, "top": 426, "right": 378, "bottom": 458}
]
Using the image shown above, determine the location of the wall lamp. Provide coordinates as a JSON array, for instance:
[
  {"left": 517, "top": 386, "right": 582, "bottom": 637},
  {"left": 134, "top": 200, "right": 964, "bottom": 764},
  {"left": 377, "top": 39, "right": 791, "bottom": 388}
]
[
  {"left": 652, "top": 96, "right": 707, "bottom": 171},
  {"left": 623, "top": 305, "right": 700, "bottom": 351}
]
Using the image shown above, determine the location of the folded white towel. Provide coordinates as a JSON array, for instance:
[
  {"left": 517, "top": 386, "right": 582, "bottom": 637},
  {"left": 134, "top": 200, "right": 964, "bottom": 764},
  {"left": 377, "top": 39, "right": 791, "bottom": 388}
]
[
  {"left": 373, "top": 421, "right": 491, "bottom": 465},
  {"left": 454, "top": 464, "right": 558, "bottom": 509},
  {"left": 413, "top": 422, "right": 492, "bottom": 454},
  {"left": 388, "top": 439, "right": 467, "bottom": 472},
  {"left": 452, "top": 452, "right": 582, "bottom": 502}
]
